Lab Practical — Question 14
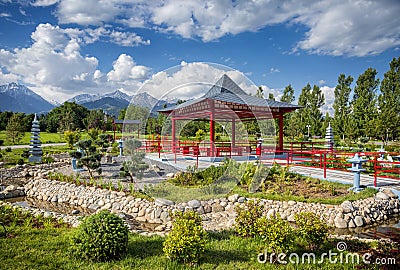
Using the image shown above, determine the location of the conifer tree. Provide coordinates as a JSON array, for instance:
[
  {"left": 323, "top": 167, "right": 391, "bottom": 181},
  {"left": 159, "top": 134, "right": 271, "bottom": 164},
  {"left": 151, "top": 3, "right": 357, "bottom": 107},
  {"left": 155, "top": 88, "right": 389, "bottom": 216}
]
[
  {"left": 375, "top": 57, "right": 400, "bottom": 143},
  {"left": 351, "top": 68, "right": 379, "bottom": 139},
  {"left": 333, "top": 74, "right": 353, "bottom": 140}
]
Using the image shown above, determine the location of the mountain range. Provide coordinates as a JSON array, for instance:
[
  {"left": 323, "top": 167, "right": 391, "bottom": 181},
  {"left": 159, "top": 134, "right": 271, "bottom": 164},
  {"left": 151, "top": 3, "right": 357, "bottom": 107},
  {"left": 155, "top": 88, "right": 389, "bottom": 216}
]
[
  {"left": 0, "top": 82, "right": 54, "bottom": 113},
  {"left": 0, "top": 82, "right": 173, "bottom": 116}
]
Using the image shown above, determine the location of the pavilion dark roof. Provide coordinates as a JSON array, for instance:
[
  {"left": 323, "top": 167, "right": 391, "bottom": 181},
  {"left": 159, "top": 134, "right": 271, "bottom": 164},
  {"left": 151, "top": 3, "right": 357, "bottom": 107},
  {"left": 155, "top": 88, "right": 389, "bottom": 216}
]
[
  {"left": 158, "top": 74, "right": 301, "bottom": 115},
  {"left": 113, "top": 119, "right": 141, "bottom": 125}
]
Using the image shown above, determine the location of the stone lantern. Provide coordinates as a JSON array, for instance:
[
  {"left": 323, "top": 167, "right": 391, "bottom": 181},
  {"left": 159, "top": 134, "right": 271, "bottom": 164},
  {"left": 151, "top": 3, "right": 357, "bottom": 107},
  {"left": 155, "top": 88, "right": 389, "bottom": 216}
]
[
  {"left": 118, "top": 139, "right": 123, "bottom": 157},
  {"left": 28, "top": 113, "right": 42, "bottom": 163},
  {"left": 347, "top": 153, "right": 367, "bottom": 192}
]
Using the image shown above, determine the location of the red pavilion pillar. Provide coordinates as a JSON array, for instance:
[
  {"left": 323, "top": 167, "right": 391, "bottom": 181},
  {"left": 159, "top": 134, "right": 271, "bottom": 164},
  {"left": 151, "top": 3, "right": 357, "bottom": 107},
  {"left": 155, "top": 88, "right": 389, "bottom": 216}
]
[
  {"left": 231, "top": 119, "right": 236, "bottom": 148},
  {"left": 171, "top": 116, "right": 176, "bottom": 153},
  {"left": 278, "top": 114, "right": 284, "bottom": 153},
  {"left": 209, "top": 101, "right": 215, "bottom": 156}
]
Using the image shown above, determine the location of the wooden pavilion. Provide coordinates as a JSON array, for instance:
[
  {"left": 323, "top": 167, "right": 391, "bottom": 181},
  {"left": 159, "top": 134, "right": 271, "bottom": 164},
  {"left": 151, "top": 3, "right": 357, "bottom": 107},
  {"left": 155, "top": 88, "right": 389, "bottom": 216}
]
[{"left": 158, "top": 74, "right": 301, "bottom": 156}]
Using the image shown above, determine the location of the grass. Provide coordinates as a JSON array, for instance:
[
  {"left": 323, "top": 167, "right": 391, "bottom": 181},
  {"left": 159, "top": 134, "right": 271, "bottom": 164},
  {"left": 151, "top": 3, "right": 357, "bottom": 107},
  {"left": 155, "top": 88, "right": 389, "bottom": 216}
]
[
  {"left": 0, "top": 145, "right": 71, "bottom": 166},
  {"left": 160, "top": 161, "right": 378, "bottom": 205},
  {"left": 1, "top": 227, "right": 389, "bottom": 270},
  {"left": 231, "top": 186, "right": 378, "bottom": 205},
  {"left": 0, "top": 131, "right": 66, "bottom": 145}
]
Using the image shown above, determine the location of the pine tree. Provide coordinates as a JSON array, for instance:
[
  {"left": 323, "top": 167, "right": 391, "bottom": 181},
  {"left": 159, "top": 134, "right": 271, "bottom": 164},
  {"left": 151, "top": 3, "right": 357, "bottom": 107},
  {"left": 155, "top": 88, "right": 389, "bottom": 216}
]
[
  {"left": 280, "top": 84, "right": 295, "bottom": 137},
  {"left": 309, "top": 85, "right": 325, "bottom": 136},
  {"left": 375, "top": 57, "right": 400, "bottom": 143},
  {"left": 351, "top": 68, "right": 379, "bottom": 139},
  {"left": 333, "top": 74, "right": 353, "bottom": 140}
]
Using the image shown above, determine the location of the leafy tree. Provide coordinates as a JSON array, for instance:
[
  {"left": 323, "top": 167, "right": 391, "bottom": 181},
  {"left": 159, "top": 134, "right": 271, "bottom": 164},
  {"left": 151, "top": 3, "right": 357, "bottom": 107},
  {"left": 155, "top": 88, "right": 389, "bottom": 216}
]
[
  {"left": 280, "top": 84, "right": 295, "bottom": 137},
  {"left": 289, "top": 84, "right": 312, "bottom": 138},
  {"left": 6, "top": 113, "right": 24, "bottom": 144},
  {"left": 44, "top": 102, "right": 89, "bottom": 133},
  {"left": 120, "top": 139, "right": 149, "bottom": 183},
  {"left": 84, "top": 109, "right": 105, "bottom": 130},
  {"left": 64, "top": 130, "right": 81, "bottom": 149},
  {"left": 195, "top": 129, "right": 206, "bottom": 141},
  {"left": 255, "top": 86, "right": 264, "bottom": 98},
  {"left": 333, "top": 74, "right": 353, "bottom": 140},
  {"left": 69, "top": 139, "right": 102, "bottom": 179},
  {"left": 87, "top": 128, "right": 100, "bottom": 141},
  {"left": 321, "top": 112, "right": 332, "bottom": 137},
  {"left": 0, "top": 111, "right": 13, "bottom": 131},
  {"left": 375, "top": 57, "right": 400, "bottom": 143},
  {"left": 281, "top": 84, "right": 295, "bottom": 104},
  {"left": 20, "top": 113, "right": 34, "bottom": 132},
  {"left": 96, "top": 133, "right": 112, "bottom": 154},
  {"left": 309, "top": 85, "right": 325, "bottom": 136},
  {"left": 124, "top": 105, "right": 149, "bottom": 122},
  {"left": 267, "top": 93, "right": 275, "bottom": 100},
  {"left": 286, "top": 113, "right": 303, "bottom": 140},
  {"left": 351, "top": 68, "right": 379, "bottom": 139}
]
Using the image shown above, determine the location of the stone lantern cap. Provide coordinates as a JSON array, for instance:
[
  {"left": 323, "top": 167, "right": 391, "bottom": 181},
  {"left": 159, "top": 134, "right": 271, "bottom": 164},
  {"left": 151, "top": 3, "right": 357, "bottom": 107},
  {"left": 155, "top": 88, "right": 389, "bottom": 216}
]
[{"left": 347, "top": 153, "right": 367, "bottom": 172}]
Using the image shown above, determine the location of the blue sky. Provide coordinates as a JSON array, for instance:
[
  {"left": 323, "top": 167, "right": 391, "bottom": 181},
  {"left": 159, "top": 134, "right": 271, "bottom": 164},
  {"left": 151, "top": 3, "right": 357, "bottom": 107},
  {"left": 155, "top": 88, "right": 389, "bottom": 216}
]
[{"left": 0, "top": 0, "right": 399, "bottom": 114}]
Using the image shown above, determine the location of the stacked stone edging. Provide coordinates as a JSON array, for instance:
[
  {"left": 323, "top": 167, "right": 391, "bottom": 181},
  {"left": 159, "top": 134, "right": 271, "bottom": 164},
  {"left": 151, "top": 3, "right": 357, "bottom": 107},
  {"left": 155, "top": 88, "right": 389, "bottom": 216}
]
[
  {"left": 22, "top": 179, "right": 400, "bottom": 233},
  {"left": 0, "top": 160, "right": 70, "bottom": 180},
  {"left": 0, "top": 185, "right": 25, "bottom": 199}
]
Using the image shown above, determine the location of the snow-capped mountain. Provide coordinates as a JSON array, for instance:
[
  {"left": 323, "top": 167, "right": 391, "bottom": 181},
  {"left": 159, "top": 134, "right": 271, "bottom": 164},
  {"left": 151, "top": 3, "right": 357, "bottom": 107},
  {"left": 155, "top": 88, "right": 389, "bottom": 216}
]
[
  {"left": 67, "top": 90, "right": 161, "bottom": 109},
  {"left": 66, "top": 90, "right": 133, "bottom": 104},
  {"left": 0, "top": 82, "right": 54, "bottom": 113}
]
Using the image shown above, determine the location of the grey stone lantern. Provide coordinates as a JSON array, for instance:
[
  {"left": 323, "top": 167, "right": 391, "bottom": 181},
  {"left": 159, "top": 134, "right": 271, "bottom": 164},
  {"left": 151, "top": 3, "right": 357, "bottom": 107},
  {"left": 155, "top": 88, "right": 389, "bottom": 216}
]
[
  {"left": 325, "top": 122, "right": 334, "bottom": 150},
  {"left": 378, "top": 146, "right": 386, "bottom": 160},
  {"left": 347, "top": 153, "right": 367, "bottom": 192},
  {"left": 118, "top": 139, "right": 123, "bottom": 157},
  {"left": 28, "top": 113, "right": 42, "bottom": 163}
]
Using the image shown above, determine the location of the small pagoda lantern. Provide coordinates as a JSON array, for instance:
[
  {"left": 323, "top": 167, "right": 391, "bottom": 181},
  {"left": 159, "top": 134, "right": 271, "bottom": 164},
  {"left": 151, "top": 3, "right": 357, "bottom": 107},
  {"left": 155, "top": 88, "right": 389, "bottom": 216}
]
[
  {"left": 347, "top": 153, "right": 367, "bottom": 192},
  {"left": 325, "top": 122, "right": 334, "bottom": 150},
  {"left": 28, "top": 113, "right": 43, "bottom": 163}
]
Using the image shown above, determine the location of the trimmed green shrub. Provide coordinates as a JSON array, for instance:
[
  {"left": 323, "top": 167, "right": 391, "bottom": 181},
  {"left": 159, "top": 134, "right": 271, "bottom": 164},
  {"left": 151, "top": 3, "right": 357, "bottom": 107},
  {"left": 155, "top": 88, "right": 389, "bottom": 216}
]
[
  {"left": 70, "top": 210, "right": 128, "bottom": 262},
  {"left": 256, "top": 214, "right": 295, "bottom": 254},
  {"left": 295, "top": 212, "right": 331, "bottom": 251},
  {"left": 5, "top": 147, "right": 11, "bottom": 152},
  {"left": 163, "top": 211, "right": 207, "bottom": 265},
  {"left": 234, "top": 199, "right": 263, "bottom": 238}
]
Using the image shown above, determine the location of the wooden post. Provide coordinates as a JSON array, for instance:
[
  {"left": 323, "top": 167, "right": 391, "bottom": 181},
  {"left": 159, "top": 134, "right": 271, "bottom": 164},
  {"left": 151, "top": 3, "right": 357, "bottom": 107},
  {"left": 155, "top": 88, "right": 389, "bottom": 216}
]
[
  {"left": 278, "top": 114, "right": 284, "bottom": 152},
  {"left": 231, "top": 119, "right": 236, "bottom": 148},
  {"left": 172, "top": 116, "right": 176, "bottom": 153},
  {"left": 209, "top": 101, "right": 215, "bottom": 157}
]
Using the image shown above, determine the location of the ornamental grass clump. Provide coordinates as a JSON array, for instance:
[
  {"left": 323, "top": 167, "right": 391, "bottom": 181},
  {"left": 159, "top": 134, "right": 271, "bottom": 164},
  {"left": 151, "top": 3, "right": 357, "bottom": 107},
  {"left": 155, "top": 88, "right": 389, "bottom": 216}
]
[
  {"left": 70, "top": 210, "right": 128, "bottom": 262},
  {"left": 163, "top": 211, "right": 207, "bottom": 265}
]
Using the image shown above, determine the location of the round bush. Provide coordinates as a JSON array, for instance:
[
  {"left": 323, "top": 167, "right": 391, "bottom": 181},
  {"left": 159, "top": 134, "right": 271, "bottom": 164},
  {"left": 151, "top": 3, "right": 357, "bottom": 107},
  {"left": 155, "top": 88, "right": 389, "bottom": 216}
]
[
  {"left": 163, "top": 211, "right": 207, "bottom": 265},
  {"left": 234, "top": 199, "right": 263, "bottom": 238},
  {"left": 295, "top": 212, "right": 331, "bottom": 251},
  {"left": 70, "top": 210, "right": 128, "bottom": 262}
]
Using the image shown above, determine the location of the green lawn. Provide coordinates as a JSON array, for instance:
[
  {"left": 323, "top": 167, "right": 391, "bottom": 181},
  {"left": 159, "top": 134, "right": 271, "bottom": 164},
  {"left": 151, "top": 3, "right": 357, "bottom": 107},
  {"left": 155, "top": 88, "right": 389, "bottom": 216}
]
[
  {"left": 0, "top": 131, "right": 66, "bottom": 145},
  {"left": 0, "top": 145, "right": 71, "bottom": 166},
  {"left": 0, "top": 227, "right": 383, "bottom": 270}
]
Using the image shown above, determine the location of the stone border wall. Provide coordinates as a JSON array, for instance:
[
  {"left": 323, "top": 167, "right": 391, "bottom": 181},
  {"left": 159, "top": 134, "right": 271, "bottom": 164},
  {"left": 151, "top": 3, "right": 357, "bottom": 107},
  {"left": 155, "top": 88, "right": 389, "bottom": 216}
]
[{"left": 22, "top": 179, "right": 400, "bottom": 233}]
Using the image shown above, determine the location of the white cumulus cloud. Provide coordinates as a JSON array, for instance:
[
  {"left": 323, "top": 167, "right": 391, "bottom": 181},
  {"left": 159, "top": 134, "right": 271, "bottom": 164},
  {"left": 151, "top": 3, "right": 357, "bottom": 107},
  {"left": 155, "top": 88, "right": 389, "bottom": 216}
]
[
  {"left": 320, "top": 86, "right": 335, "bottom": 116},
  {"left": 50, "top": 0, "right": 400, "bottom": 56},
  {"left": 0, "top": 23, "right": 152, "bottom": 102},
  {"left": 137, "top": 62, "right": 259, "bottom": 102},
  {"left": 107, "top": 54, "right": 151, "bottom": 83}
]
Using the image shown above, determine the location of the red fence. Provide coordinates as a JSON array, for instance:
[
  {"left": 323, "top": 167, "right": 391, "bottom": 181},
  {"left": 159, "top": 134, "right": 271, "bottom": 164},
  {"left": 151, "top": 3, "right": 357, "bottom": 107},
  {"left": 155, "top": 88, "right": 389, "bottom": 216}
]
[{"left": 140, "top": 138, "right": 400, "bottom": 186}]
